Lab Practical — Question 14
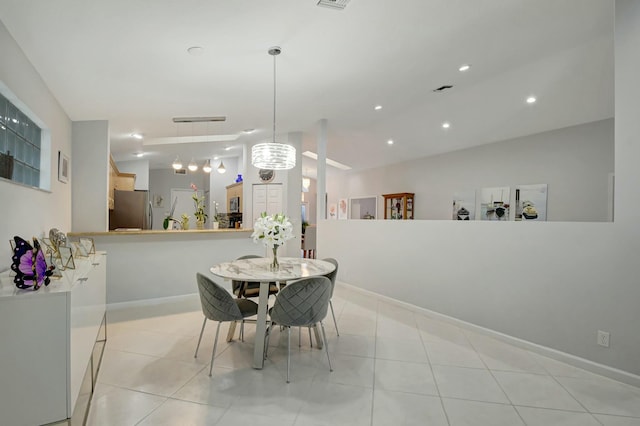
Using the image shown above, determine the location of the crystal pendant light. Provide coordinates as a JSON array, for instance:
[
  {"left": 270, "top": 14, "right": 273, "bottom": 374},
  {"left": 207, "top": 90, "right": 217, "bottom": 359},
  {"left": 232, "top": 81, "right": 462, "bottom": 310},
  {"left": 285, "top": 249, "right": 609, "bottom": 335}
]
[{"left": 251, "top": 47, "right": 296, "bottom": 170}]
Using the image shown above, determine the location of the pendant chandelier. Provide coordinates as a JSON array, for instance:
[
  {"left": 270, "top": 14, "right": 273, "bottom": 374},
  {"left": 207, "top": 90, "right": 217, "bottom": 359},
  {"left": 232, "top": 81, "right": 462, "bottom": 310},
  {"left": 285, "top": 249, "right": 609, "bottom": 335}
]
[{"left": 251, "top": 46, "right": 296, "bottom": 170}]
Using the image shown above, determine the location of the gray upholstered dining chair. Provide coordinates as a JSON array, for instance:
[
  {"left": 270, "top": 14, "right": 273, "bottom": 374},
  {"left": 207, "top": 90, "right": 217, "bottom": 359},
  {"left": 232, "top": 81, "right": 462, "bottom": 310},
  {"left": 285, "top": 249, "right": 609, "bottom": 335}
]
[
  {"left": 266, "top": 276, "right": 333, "bottom": 383},
  {"left": 194, "top": 273, "right": 259, "bottom": 376},
  {"left": 231, "top": 255, "right": 279, "bottom": 298},
  {"left": 322, "top": 257, "right": 340, "bottom": 336}
]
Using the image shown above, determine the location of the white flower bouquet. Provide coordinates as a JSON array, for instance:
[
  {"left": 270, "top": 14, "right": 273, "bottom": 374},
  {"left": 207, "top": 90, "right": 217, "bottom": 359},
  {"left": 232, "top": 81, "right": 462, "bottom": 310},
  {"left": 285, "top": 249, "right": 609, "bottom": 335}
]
[{"left": 251, "top": 212, "right": 294, "bottom": 270}]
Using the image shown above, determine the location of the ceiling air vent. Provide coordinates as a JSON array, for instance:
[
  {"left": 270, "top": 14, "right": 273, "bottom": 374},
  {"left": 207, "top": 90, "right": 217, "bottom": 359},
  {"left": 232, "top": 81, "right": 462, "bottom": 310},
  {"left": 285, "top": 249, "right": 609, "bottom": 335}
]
[
  {"left": 433, "top": 85, "right": 453, "bottom": 93},
  {"left": 317, "top": 0, "right": 351, "bottom": 10},
  {"left": 174, "top": 168, "right": 186, "bottom": 175}
]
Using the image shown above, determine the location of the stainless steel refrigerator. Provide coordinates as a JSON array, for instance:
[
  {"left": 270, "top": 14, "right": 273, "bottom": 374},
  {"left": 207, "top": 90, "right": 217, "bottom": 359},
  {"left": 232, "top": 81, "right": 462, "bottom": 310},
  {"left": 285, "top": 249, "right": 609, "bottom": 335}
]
[{"left": 109, "top": 190, "right": 152, "bottom": 230}]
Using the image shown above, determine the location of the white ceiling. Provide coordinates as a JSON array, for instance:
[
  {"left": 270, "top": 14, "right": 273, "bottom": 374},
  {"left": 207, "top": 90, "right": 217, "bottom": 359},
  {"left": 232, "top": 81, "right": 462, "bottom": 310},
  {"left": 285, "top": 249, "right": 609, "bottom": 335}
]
[{"left": 0, "top": 0, "right": 613, "bottom": 174}]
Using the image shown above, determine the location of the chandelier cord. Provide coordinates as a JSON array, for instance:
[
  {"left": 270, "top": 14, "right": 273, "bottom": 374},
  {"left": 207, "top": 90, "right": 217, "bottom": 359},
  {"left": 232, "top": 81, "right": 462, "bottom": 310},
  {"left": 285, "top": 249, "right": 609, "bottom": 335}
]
[{"left": 272, "top": 52, "right": 277, "bottom": 143}]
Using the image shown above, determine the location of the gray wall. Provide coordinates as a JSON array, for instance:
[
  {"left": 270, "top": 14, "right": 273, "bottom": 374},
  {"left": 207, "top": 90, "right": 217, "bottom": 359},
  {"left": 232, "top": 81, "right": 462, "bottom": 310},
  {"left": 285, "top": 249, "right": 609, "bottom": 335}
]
[{"left": 328, "top": 119, "right": 614, "bottom": 222}]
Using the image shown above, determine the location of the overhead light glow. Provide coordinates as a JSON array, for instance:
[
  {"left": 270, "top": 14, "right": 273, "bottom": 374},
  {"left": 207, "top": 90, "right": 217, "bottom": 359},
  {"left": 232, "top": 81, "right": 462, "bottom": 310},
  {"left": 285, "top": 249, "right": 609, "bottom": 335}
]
[
  {"left": 526, "top": 96, "right": 537, "bottom": 104},
  {"left": 135, "top": 152, "right": 144, "bottom": 158},
  {"left": 387, "top": 139, "right": 394, "bottom": 145},
  {"left": 172, "top": 156, "right": 182, "bottom": 170},
  {"left": 225, "top": 146, "right": 232, "bottom": 151},
  {"left": 374, "top": 105, "right": 383, "bottom": 111},
  {"left": 131, "top": 133, "right": 143, "bottom": 140},
  {"left": 442, "top": 122, "right": 451, "bottom": 129},
  {"left": 203, "top": 159, "right": 212, "bottom": 173},
  {"left": 188, "top": 158, "right": 198, "bottom": 172},
  {"left": 217, "top": 161, "right": 226, "bottom": 174},
  {"left": 458, "top": 64, "right": 471, "bottom": 72},
  {"left": 243, "top": 129, "right": 255, "bottom": 134}
]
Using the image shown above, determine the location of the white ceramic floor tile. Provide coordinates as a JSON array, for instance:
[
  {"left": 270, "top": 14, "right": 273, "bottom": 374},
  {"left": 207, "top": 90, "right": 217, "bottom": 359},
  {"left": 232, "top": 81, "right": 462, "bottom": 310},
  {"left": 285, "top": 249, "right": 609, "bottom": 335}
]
[
  {"left": 137, "top": 398, "right": 226, "bottom": 425},
  {"left": 442, "top": 398, "right": 525, "bottom": 426},
  {"left": 313, "top": 353, "right": 375, "bottom": 388},
  {"left": 294, "top": 382, "right": 373, "bottom": 426},
  {"left": 171, "top": 366, "right": 255, "bottom": 408},
  {"left": 530, "top": 353, "right": 608, "bottom": 380},
  {"left": 86, "top": 386, "right": 166, "bottom": 426},
  {"left": 326, "top": 333, "right": 376, "bottom": 358},
  {"left": 595, "top": 414, "right": 640, "bottom": 425},
  {"left": 374, "top": 358, "right": 438, "bottom": 396},
  {"left": 423, "top": 336, "right": 486, "bottom": 369},
  {"left": 556, "top": 376, "right": 640, "bottom": 417},
  {"left": 216, "top": 408, "right": 296, "bottom": 426},
  {"left": 432, "top": 365, "right": 510, "bottom": 403},
  {"left": 493, "top": 370, "right": 585, "bottom": 411},
  {"left": 375, "top": 336, "right": 429, "bottom": 363},
  {"left": 466, "top": 334, "right": 547, "bottom": 374},
  {"left": 87, "top": 288, "right": 640, "bottom": 426},
  {"left": 98, "top": 349, "right": 205, "bottom": 397},
  {"left": 372, "top": 389, "right": 448, "bottom": 426},
  {"left": 516, "top": 406, "right": 602, "bottom": 426}
]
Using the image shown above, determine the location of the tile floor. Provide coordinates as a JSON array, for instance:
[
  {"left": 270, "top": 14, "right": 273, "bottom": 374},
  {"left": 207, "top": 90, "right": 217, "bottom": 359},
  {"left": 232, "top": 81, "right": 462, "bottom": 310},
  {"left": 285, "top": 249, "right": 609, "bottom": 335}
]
[{"left": 88, "top": 285, "right": 640, "bottom": 426}]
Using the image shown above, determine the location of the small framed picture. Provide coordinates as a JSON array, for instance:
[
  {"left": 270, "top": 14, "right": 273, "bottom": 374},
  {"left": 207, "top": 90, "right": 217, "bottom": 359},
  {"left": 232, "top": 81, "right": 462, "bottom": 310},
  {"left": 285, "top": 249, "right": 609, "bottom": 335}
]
[{"left": 58, "top": 151, "right": 69, "bottom": 183}]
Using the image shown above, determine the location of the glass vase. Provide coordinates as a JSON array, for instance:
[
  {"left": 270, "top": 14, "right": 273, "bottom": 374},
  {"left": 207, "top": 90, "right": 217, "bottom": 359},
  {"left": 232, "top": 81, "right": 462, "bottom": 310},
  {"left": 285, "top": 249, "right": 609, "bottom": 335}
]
[{"left": 270, "top": 245, "right": 279, "bottom": 271}]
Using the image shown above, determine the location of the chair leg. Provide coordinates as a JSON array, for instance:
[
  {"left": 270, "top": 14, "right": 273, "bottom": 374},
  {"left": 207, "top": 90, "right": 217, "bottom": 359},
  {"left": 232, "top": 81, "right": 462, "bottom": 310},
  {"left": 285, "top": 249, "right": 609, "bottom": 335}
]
[
  {"left": 240, "top": 320, "right": 244, "bottom": 342},
  {"left": 286, "top": 326, "right": 291, "bottom": 383},
  {"left": 308, "top": 326, "right": 313, "bottom": 348},
  {"left": 264, "top": 322, "right": 273, "bottom": 360},
  {"left": 298, "top": 327, "right": 301, "bottom": 348},
  {"left": 320, "top": 321, "right": 333, "bottom": 372},
  {"left": 329, "top": 300, "right": 340, "bottom": 336},
  {"left": 194, "top": 317, "right": 207, "bottom": 358},
  {"left": 209, "top": 321, "right": 222, "bottom": 377}
]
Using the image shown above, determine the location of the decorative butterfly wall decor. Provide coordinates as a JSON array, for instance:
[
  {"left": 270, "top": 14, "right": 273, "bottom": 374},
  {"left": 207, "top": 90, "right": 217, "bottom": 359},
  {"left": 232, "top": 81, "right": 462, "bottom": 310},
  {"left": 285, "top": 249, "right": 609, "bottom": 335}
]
[{"left": 11, "top": 236, "right": 55, "bottom": 290}]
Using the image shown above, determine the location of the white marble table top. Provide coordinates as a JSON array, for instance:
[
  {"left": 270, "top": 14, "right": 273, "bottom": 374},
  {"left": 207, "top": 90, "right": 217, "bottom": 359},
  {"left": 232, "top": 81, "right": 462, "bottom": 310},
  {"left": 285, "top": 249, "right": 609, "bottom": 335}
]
[{"left": 210, "top": 257, "right": 335, "bottom": 282}]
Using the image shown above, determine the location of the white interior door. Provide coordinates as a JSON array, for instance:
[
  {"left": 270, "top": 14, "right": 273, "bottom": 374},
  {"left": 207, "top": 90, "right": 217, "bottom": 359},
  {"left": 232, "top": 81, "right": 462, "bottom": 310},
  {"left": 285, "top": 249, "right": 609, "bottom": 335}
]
[{"left": 252, "top": 184, "right": 283, "bottom": 224}]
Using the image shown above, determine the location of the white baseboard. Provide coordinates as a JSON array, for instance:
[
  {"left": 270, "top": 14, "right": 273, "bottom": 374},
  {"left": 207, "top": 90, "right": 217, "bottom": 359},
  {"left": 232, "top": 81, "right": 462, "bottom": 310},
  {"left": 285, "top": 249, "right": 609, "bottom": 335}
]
[{"left": 338, "top": 281, "right": 640, "bottom": 389}]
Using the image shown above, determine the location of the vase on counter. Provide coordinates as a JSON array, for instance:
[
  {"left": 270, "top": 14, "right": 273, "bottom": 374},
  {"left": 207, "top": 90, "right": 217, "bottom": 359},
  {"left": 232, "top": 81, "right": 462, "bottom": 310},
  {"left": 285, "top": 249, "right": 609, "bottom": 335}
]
[
  {"left": 213, "top": 221, "right": 219, "bottom": 229},
  {"left": 196, "top": 220, "right": 205, "bottom": 230},
  {"left": 235, "top": 174, "right": 243, "bottom": 183},
  {"left": 270, "top": 245, "right": 279, "bottom": 271}
]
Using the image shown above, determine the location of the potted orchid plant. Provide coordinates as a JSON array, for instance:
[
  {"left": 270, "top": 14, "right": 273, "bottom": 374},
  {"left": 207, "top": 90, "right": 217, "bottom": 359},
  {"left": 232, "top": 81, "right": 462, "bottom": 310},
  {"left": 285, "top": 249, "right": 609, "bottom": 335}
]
[
  {"left": 251, "top": 212, "right": 294, "bottom": 270},
  {"left": 190, "top": 183, "right": 208, "bottom": 229}
]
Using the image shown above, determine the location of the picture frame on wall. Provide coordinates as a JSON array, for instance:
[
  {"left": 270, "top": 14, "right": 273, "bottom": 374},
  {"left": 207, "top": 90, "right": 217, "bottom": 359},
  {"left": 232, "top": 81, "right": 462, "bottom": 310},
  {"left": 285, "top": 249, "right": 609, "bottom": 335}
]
[{"left": 58, "top": 151, "right": 69, "bottom": 183}]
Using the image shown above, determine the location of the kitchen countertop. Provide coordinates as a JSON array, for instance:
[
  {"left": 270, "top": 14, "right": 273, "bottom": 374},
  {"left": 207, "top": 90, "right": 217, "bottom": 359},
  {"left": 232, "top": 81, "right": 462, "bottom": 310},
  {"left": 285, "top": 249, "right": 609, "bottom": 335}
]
[{"left": 68, "top": 228, "right": 252, "bottom": 237}]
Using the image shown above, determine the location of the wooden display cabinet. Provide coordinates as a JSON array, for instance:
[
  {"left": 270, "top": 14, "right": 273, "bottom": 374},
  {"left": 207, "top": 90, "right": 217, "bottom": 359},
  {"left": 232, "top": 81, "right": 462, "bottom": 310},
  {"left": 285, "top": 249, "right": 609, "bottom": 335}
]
[{"left": 383, "top": 193, "right": 414, "bottom": 220}]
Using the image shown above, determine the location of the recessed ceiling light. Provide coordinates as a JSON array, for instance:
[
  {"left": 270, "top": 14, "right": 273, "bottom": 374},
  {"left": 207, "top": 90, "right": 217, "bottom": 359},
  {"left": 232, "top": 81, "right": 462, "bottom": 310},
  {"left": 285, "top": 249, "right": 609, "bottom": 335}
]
[
  {"left": 374, "top": 105, "right": 383, "bottom": 111},
  {"left": 187, "top": 46, "right": 204, "bottom": 56},
  {"left": 442, "top": 122, "right": 451, "bottom": 129},
  {"left": 213, "top": 156, "right": 219, "bottom": 160},
  {"left": 458, "top": 64, "right": 471, "bottom": 72},
  {"left": 387, "top": 139, "right": 394, "bottom": 145},
  {"left": 131, "top": 133, "right": 143, "bottom": 140},
  {"left": 243, "top": 129, "right": 255, "bottom": 134},
  {"left": 225, "top": 146, "right": 232, "bottom": 151},
  {"left": 526, "top": 96, "right": 537, "bottom": 104},
  {"left": 135, "top": 152, "right": 144, "bottom": 158}
]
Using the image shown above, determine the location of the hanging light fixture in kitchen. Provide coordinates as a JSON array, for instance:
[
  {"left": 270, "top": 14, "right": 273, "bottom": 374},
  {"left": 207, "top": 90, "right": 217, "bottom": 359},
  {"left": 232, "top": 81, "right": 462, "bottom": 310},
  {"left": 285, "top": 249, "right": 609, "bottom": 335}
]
[{"left": 251, "top": 46, "right": 296, "bottom": 170}]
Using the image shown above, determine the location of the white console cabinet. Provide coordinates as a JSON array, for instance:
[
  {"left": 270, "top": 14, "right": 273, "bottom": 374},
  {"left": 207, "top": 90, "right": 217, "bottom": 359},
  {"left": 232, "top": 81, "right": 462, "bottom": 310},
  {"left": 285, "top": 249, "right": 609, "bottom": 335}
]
[{"left": 0, "top": 252, "right": 107, "bottom": 426}]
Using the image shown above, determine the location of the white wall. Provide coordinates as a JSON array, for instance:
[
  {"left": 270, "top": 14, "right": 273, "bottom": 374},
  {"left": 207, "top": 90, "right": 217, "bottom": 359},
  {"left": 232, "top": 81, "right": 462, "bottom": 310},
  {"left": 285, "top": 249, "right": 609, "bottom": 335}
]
[
  {"left": 318, "top": 1, "right": 639, "bottom": 380},
  {"left": 0, "top": 21, "right": 72, "bottom": 271},
  {"left": 115, "top": 159, "right": 149, "bottom": 190},
  {"left": 327, "top": 119, "right": 614, "bottom": 222},
  {"left": 72, "top": 121, "right": 109, "bottom": 232}
]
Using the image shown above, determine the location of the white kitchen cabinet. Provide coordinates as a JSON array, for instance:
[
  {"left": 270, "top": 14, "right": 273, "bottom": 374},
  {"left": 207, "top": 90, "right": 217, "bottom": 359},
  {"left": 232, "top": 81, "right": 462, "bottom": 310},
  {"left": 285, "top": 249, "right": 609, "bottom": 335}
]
[{"left": 0, "top": 252, "right": 107, "bottom": 426}]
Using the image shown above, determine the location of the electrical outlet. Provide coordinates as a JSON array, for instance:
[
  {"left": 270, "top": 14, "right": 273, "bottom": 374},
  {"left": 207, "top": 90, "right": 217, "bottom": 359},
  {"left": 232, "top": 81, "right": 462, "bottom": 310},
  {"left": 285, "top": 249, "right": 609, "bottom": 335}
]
[{"left": 597, "top": 330, "right": 610, "bottom": 347}]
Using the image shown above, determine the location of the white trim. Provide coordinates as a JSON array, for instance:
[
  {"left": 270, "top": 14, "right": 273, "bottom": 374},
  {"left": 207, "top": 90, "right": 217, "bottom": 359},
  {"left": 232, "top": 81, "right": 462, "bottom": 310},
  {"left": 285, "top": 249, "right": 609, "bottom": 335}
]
[{"left": 338, "top": 281, "right": 640, "bottom": 388}]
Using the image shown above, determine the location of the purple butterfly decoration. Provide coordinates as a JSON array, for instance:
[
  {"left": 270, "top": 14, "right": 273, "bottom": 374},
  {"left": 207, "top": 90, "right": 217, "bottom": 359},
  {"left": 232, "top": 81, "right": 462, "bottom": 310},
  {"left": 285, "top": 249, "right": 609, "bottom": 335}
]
[{"left": 11, "top": 236, "right": 54, "bottom": 290}]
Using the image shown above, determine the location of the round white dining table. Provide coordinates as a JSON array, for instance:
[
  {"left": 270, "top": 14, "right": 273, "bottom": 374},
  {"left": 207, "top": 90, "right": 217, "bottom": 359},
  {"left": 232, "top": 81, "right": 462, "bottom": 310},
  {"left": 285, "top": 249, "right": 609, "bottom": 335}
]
[{"left": 210, "top": 256, "right": 335, "bottom": 369}]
